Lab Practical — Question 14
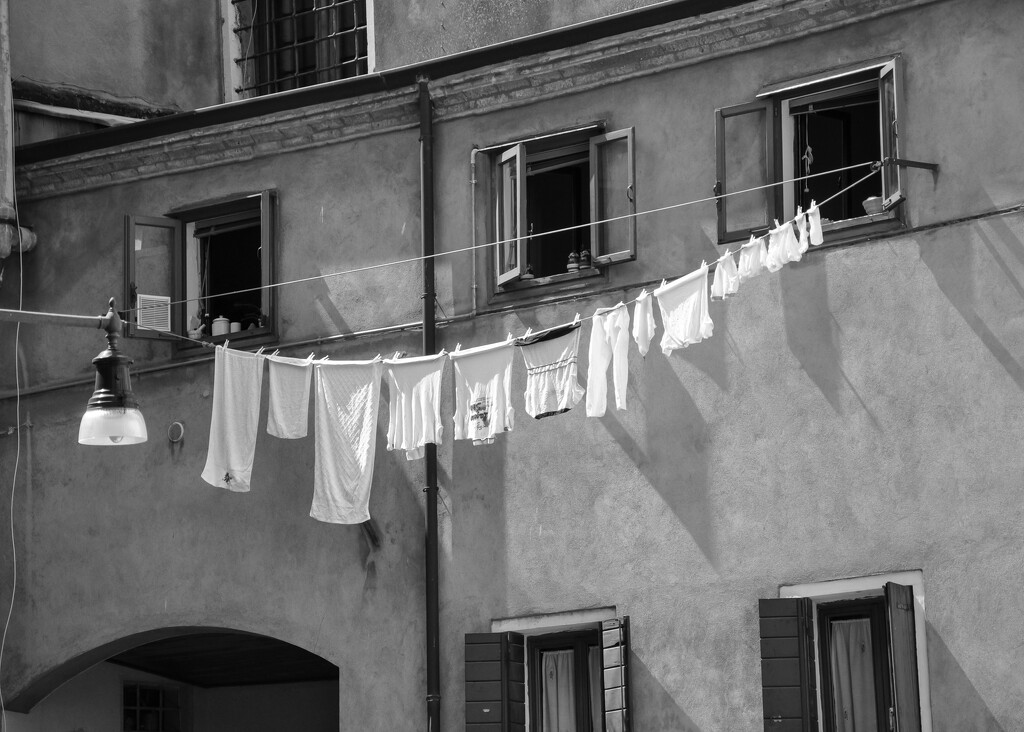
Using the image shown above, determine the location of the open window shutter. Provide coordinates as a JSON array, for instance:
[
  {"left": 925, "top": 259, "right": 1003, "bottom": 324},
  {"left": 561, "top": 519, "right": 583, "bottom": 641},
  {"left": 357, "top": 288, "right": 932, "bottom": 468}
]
[
  {"left": 878, "top": 58, "right": 905, "bottom": 210},
  {"left": 258, "top": 190, "right": 276, "bottom": 331},
  {"left": 465, "top": 632, "right": 525, "bottom": 732},
  {"left": 589, "top": 127, "right": 636, "bottom": 265},
  {"left": 884, "top": 583, "right": 922, "bottom": 732},
  {"left": 715, "top": 100, "right": 776, "bottom": 244},
  {"left": 495, "top": 144, "right": 525, "bottom": 286},
  {"left": 124, "top": 214, "right": 181, "bottom": 339},
  {"left": 759, "top": 598, "right": 816, "bottom": 732},
  {"left": 601, "top": 616, "right": 631, "bottom": 732}
]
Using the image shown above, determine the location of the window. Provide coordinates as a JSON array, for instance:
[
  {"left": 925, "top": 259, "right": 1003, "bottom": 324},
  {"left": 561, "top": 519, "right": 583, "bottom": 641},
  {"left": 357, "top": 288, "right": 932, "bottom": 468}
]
[
  {"left": 125, "top": 191, "right": 276, "bottom": 347},
  {"left": 466, "top": 615, "right": 632, "bottom": 731},
  {"left": 716, "top": 57, "right": 903, "bottom": 244},
  {"left": 760, "top": 571, "right": 931, "bottom": 732},
  {"left": 230, "top": 0, "right": 369, "bottom": 97},
  {"left": 491, "top": 126, "right": 636, "bottom": 289},
  {"left": 123, "top": 682, "right": 181, "bottom": 732}
]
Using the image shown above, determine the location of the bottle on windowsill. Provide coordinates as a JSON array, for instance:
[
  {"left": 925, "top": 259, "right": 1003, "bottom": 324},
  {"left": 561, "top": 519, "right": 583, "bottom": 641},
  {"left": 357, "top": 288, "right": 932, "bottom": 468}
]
[
  {"left": 567, "top": 252, "right": 579, "bottom": 272},
  {"left": 522, "top": 264, "right": 534, "bottom": 280},
  {"left": 579, "top": 249, "right": 591, "bottom": 269}
]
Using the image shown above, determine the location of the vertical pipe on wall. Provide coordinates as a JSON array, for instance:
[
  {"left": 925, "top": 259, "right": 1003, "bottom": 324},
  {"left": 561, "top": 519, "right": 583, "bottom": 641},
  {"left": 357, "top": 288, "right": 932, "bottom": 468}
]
[
  {"left": 418, "top": 76, "right": 441, "bottom": 732},
  {"left": 0, "top": 0, "right": 36, "bottom": 259}
]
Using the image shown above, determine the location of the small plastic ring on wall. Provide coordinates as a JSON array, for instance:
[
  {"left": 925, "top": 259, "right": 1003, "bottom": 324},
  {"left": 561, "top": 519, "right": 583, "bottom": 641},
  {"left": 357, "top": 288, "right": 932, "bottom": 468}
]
[{"left": 168, "top": 421, "right": 185, "bottom": 443}]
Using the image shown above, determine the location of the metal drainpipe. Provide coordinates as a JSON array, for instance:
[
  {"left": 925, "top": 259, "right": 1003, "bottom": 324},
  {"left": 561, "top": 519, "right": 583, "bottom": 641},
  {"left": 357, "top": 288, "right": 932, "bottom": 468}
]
[
  {"left": 418, "top": 76, "right": 442, "bottom": 732},
  {"left": 0, "top": 0, "right": 36, "bottom": 259}
]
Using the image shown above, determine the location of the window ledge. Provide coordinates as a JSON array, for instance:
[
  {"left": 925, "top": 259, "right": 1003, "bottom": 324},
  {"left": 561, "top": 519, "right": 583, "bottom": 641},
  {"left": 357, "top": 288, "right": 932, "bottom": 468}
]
[
  {"left": 173, "top": 327, "right": 277, "bottom": 357},
  {"left": 496, "top": 266, "right": 603, "bottom": 293}
]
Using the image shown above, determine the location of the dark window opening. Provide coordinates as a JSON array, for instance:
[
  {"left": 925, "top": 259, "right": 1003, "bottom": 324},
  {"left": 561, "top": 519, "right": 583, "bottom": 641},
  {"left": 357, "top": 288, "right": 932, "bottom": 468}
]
[
  {"left": 232, "top": 0, "right": 368, "bottom": 97},
  {"left": 525, "top": 151, "right": 591, "bottom": 279},
  {"left": 195, "top": 215, "right": 265, "bottom": 334},
  {"left": 791, "top": 81, "right": 882, "bottom": 222},
  {"left": 123, "top": 683, "right": 180, "bottom": 732}
]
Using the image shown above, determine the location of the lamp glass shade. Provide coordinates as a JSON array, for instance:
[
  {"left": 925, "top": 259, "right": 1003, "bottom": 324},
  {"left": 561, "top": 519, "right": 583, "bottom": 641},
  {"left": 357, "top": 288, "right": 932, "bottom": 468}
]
[{"left": 78, "top": 407, "right": 148, "bottom": 445}]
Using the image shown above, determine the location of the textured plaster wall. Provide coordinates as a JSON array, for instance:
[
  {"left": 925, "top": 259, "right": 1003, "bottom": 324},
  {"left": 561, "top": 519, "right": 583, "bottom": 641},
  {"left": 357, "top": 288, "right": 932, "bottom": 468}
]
[
  {"left": 8, "top": 0, "right": 222, "bottom": 110},
  {"left": 0, "top": 1, "right": 1022, "bottom": 731},
  {"left": 372, "top": 0, "right": 663, "bottom": 69},
  {"left": 0, "top": 128, "right": 429, "bottom": 729}
]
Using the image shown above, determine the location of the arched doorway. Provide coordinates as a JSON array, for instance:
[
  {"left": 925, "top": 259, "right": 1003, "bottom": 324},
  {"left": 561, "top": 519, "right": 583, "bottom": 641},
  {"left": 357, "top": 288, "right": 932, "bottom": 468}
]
[{"left": 8, "top": 629, "right": 339, "bottom": 732}]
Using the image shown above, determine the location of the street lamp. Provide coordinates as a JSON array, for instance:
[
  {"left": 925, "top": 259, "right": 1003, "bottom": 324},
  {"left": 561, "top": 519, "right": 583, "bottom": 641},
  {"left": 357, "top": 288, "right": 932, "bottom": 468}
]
[{"left": 0, "top": 298, "right": 147, "bottom": 445}]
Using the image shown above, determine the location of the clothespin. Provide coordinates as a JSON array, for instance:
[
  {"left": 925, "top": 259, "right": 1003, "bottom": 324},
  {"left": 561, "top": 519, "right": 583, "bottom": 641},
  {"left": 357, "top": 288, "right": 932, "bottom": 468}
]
[
  {"left": 255, "top": 346, "right": 265, "bottom": 355},
  {"left": 573, "top": 313, "right": 581, "bottom": 324},
  {"left": 522, "top": 327, "right": 533, "bottom": 339},
  {"left": 438, "top": 348, "right": 448, "bottom": 357},
  {"left": 392, "top": 351, "right": 406, "bottom": 360},
  {"left": 224, "top": 339, "right": 230, "bottom": 349},
  {"left": 454, "top": 343, "right": 461, "bottom": 353},
  {"left": 269, "top": 349, "right": 280, "bottom": 357},
  {"left": 506, "top": 332, "right": 514, "bottom": 343}
]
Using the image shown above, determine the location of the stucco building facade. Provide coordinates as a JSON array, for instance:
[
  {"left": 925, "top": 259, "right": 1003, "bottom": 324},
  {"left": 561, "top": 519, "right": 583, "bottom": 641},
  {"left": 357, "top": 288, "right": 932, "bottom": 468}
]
[{"left": 1, "top": 0, "right": 1022, "bottom": 730}]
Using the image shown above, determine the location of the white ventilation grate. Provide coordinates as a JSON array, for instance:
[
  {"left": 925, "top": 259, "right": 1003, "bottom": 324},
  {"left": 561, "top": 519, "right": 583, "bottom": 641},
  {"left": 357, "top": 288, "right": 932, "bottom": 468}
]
[{"left": 136, "top": 294, "right": 171, "bottom": 333}]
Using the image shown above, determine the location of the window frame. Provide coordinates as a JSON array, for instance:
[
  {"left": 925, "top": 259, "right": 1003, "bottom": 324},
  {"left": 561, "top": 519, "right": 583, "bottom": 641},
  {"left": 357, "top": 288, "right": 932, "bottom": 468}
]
[
  {"left": 124, "top": 191, "right": 277, "bottom": 352},
  {"left": 489, "top": 126, "right": 637, "bottom": 292},
  {"left": 778, "top": 570, "right": 933, "bottom": 732},
  {"left": 717, "top": 55, "right": 905, "bottom": 245},
  {"left": 467, "top": 608, "right": 632, "bottom": 732},
  {"left": 527, "top": 628, "right": 602, "bottom": 732},
  {"left": 227, "top": 0, "right": 371, "bottom": 99}
]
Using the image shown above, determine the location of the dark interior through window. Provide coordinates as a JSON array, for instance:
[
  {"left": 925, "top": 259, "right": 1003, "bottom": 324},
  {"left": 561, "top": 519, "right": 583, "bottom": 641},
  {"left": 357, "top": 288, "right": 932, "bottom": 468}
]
[
  {"left": 524, "top": 148, "right": 591, "bottom": 278},
  {"left": 790, "top": 79, "right": 881, "bottom": 223},
  {"left": 195, "top": 216, "right": 264, "bottom": 334}
]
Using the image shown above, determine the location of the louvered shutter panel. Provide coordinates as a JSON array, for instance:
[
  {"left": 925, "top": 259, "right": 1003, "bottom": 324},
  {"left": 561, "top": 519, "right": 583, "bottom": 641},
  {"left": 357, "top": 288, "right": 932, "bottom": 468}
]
[
  {"left": 601, "top": 616, "right": 631, "bottom": 732},
  {"left": 465, "top": 632, "right": 525, "bottom": 732},
  {"left": 759, "top": 598, "right": 816, "bottom": 732},
  {"left": 884, "top": 583, "right": 922, "bottom": 732}
]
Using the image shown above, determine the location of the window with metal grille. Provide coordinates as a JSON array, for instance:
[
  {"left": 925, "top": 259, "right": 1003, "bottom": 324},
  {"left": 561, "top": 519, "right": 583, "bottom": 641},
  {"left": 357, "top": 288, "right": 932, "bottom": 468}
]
[
  {"left": 123, "top": 682, "right": 181, "bottom": 732},
  {"left": 231, "top": 0, "right": 368, "bottom": 97}
]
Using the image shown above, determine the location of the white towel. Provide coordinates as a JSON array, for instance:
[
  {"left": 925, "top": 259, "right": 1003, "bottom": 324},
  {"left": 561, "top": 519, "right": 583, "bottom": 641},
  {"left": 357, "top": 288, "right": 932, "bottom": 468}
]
[
  {"left": 632, "top": 289, "right": 656, "bottom": 357},
  {"left": 266, "top": 354, "right": 313, "bottom": 439},
  {"left": 384, "top": 352, "right": 446, "bottom": 460},
  {"left": 766, "top": 219, "right": 800, "bottom": 272},
  {"left": 201, "top": 346, "right": 265, "bottom": 492},
  {"left": 311, "top": 360, "right": 383, "bottom": 524},
  {"left": 654, "top": 264, "right": 714, "bottom": 356}
]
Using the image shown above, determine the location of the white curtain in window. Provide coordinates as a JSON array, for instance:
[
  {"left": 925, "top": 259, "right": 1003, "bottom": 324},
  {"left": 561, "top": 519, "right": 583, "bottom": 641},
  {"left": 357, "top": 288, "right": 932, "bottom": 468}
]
[
  {"left": 542, "top": 649, "right": 576, "bottom": 732},
  {"left": 829, "top": 618, "right": 878, "bottom": 732}
]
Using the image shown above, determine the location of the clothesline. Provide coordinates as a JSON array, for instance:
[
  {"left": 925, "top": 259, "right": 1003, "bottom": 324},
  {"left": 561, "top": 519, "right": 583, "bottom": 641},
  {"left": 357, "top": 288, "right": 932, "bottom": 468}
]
[
  {"left": 126, "top": 159, "right": 882, "bottom": 325},
  {"left": 201, "top": 165, "right": 871, "bottom": 524}
]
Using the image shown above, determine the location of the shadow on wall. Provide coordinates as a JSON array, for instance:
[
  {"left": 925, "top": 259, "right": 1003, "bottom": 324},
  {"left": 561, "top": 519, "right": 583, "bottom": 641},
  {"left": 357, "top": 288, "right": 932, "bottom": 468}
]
[
  {"left": 918, "top": 209, "right": 1024, "bottom": 392},
  {"left": 780, "top": 257, "right": 881, "bottom": 428},
  {"left": 925, "top": 622, "right": 1007, "bottom": 731},
  {"left": 629, "top": 652, "right": 703, "bottom": 732},
  {"left": 598, "top": 346, "right": 716, "bottom": 568}
]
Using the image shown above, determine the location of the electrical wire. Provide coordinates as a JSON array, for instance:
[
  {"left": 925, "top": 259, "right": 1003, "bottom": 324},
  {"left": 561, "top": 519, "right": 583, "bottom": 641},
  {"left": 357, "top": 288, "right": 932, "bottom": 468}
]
[{"left": 122, "top": 159, "right": 881, "bottom": 321}]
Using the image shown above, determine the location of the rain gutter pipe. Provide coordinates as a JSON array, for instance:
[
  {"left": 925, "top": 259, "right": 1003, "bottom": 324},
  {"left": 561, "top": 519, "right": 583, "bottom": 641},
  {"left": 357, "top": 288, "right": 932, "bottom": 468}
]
[{"left": 418, "top": 77, "right": 442, "bottom": 732}]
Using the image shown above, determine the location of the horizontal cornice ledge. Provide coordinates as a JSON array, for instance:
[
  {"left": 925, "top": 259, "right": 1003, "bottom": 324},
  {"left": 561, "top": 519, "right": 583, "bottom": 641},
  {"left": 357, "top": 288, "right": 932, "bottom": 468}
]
[
  {"left": 430, "top": 0, "right": 943, "bottom": 122},
  {"left": 16, "top": 88, "right": 420, "bottom": 200},
  {"left": 16, "top": 0, "right": 941, "bottom": 200}
]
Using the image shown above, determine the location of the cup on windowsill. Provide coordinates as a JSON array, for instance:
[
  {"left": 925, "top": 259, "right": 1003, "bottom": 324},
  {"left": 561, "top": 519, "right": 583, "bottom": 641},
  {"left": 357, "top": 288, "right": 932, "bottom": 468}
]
[{"left": 862, "top": 196, "right": 883, "bottom": 215}]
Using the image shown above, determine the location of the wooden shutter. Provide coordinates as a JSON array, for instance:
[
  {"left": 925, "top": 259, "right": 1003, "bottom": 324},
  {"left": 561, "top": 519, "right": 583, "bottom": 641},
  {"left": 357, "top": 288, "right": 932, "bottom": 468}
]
[
  {"left": 884, "top": 582, "right": 922, "bottom": 732},
  {"left": 589, "top": 127, "right": 636, "bottom": 265},
  {"left": 124, "top": 214, "right": 181, "bottom": 340},
  {"left": 759, "top": 598, "right": 816, "bottom": 732},
  {"left": 601, "top": 616, "right": 632, "bottom": 732},
  {"left": 878, "top": 58, "right": 905, "bottom": 210},
  {"left": 715, "top": 100, "right": 777, "bottom": 243},
  {"left": 465, "top": 632, "right": 525, "bottom": 732}
]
